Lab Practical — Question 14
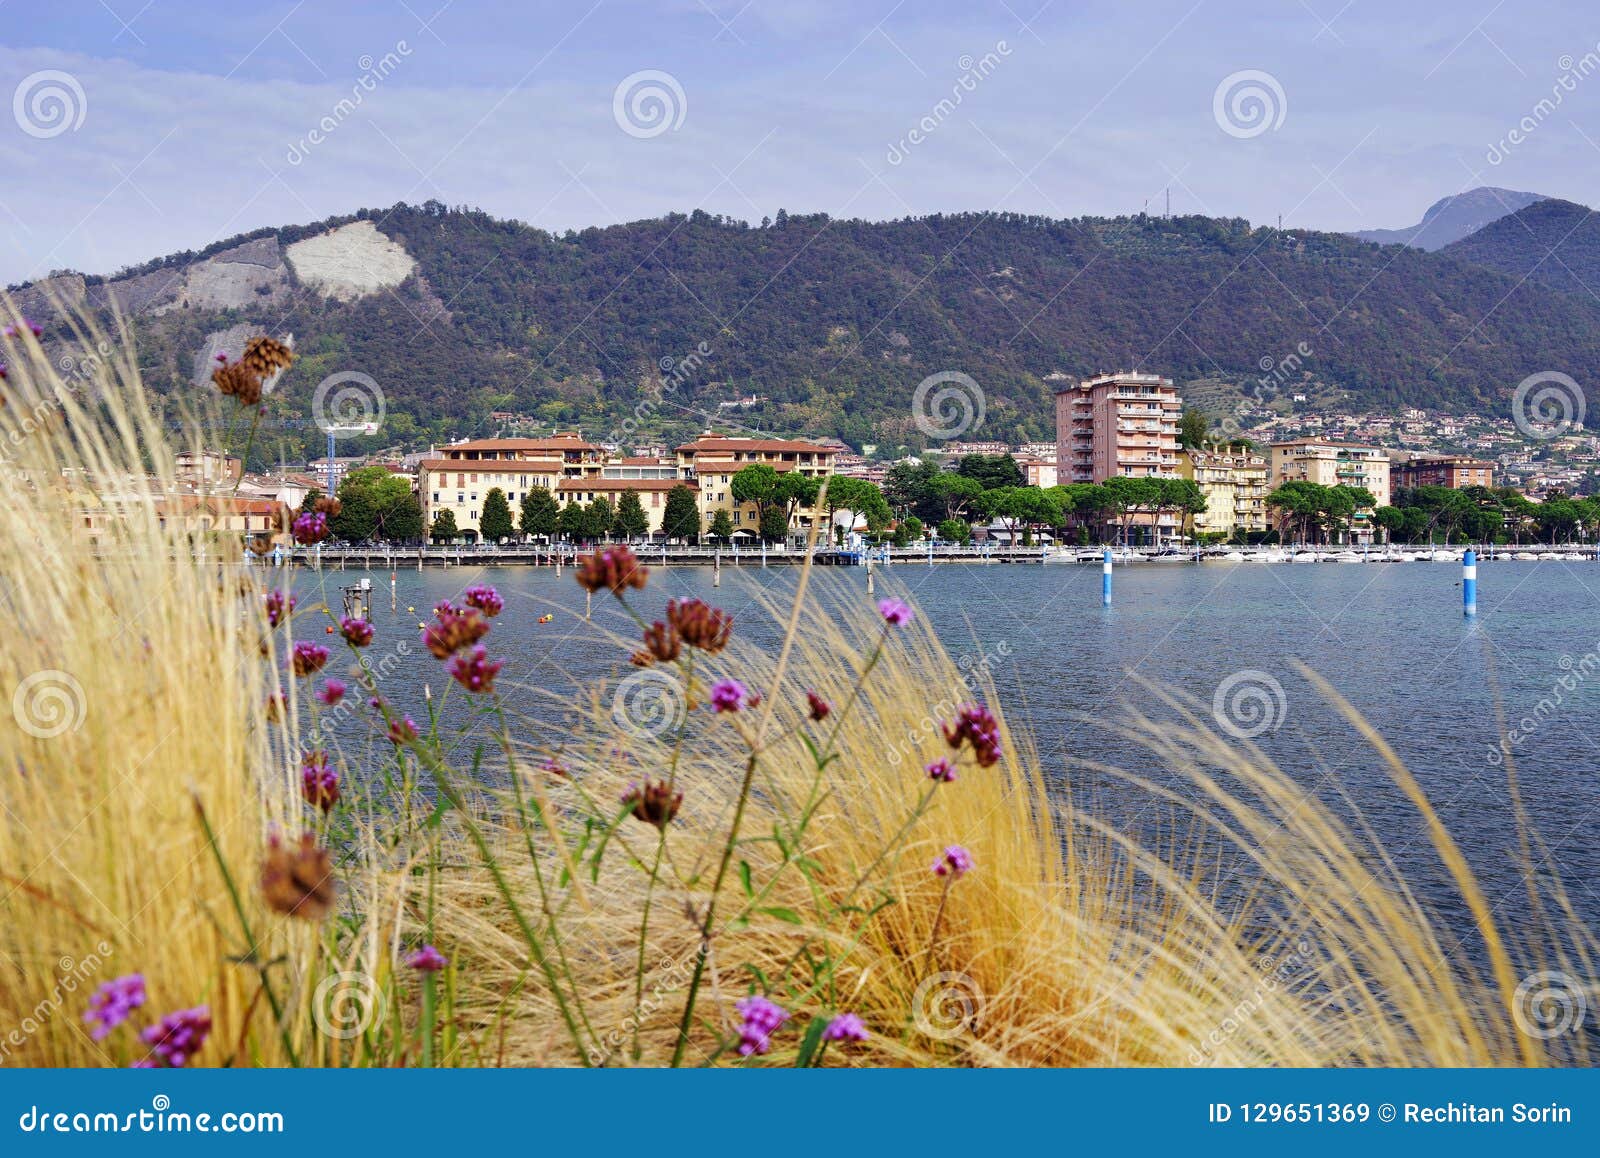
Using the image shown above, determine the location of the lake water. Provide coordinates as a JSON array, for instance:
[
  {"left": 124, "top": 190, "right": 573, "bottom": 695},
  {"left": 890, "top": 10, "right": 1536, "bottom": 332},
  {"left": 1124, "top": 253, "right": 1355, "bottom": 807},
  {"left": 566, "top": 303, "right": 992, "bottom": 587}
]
[{"left": 287, "top": 557, "right": 1600, "bottom": 933}]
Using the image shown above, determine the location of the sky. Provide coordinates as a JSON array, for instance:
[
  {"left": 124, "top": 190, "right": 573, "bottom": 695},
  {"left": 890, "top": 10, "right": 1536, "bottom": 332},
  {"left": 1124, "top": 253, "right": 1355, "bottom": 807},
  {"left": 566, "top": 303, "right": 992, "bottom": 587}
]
[{"left": 2, "top": 0, "right": 1598, "bottom": 283}]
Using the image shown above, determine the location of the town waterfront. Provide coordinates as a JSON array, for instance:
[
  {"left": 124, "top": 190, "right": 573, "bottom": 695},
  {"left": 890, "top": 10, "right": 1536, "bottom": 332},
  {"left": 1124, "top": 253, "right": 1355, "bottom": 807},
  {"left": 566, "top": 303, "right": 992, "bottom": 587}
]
[{"left": 291, "top": 558, "right": 1600, "bottom": 933}]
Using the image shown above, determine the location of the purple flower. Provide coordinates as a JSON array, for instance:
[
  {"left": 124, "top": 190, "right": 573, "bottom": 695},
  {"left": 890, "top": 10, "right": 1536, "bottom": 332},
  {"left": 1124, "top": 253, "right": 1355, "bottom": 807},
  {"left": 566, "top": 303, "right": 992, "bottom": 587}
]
[
  {"left": 317, "top": 679, "right": 346, "bottom": 706},
  {"left": 387, "top": 715, "right": 418, "bottom": 745},
  {"left": 710, "top": 679, "right": 747, "bottom": 714},
  {"left": 339, "top": 617, "right": 374, "bottom": 647},
  {"left": 407, "top": 944, "right": 449, "bottom": 972},
  {"left": 291, "top": 511, "right": 329, "bottom": 546},
  {"left": 933, "top": 844, "right": 974, "bottom": 879},
  {"left": 925, "top": 757, "right": 957, "bottom": 783},
  {"left": 300, "top": 751, "right": 340, "bottom": 812},
  {"left": 138, "top": 1006, "right": 211, "bottom": 1068},
  {"left": 448, "top": 645, "right": 503, "bottom": 694},
  {"left": 83, "top": 974, "right": 146, "bottom": 1040},
  {"left": 734, "top": 995, "right": 789, "bottom": 1057},
  {"left": 462, "top": 584, "right": 504, "bottom": 617},
  {"left": 877, "top": 598, "right": 913, "bottom": 627},
  {"left": 264, "top": 589, "right": 296, "bottom": 628},
  {"left": 822, "top": 1012, "right": 868, "bottom": 1043},
  {"left": 290, "top": 641, "right": 329, "bottom": 677}
]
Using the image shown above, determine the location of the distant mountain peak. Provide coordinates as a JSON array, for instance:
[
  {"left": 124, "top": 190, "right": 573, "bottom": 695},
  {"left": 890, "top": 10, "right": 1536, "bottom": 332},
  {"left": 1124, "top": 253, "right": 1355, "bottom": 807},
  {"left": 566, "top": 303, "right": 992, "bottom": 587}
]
[{"left": 1353, "top": 186, "right": 1548, "bottom": 251}]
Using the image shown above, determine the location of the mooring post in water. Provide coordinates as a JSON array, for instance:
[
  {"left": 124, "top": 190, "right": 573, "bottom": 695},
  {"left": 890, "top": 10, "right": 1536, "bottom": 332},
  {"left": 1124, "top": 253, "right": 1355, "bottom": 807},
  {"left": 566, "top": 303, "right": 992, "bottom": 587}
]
[
  {"left": 1102, "top": 547, "right": 1113, "bottom": 608},
  {"left": 1463, "top": 549, "right": 1477, "bottom": 617},
  {"left": 390, "top": 571, "right": 397, "bottom": 611},
  {"left": 866, "top": 556, "right": 875, "bottom": 595},
  {"left": 713, "top": 550, "right": 721, "bottom": 587}
]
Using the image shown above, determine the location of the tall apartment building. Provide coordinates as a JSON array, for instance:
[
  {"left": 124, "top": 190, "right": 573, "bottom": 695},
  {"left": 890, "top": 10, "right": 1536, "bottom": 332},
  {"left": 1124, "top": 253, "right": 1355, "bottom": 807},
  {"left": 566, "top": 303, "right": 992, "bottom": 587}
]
[
  {"left": 1268, "top": 440, "right": 1392, "bottom": 543},
  {"left": 1176, "top": 445, "right": 1270, "bottom": 538},
  {"left": 1054, "top": 372, "right": 1182, "bottom": 483},
  {"left": 1390, "top": 454, "right": 1495, "bottom": 490},
  {"left": 675, "top": 433, "right": 838, "bottom": 538},
  {"left": 1054, "top": 372, "right": 1183, "bottom": 542}
]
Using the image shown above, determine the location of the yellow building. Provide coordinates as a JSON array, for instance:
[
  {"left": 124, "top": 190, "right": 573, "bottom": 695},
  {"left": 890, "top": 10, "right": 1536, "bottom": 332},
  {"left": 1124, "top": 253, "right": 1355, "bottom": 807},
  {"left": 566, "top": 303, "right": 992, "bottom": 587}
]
[
  {"left": 420, "top": 438, "right": 698, "bottom": 537},
  {"left": 674, "top": 433, "right": 838, "bottom": 538},
  {"left": 1268, "top": 440, "right": 1392, "bottom": 542},
  {"left": 1177, "top": 445, "right": 1270, "bottom": 538}
]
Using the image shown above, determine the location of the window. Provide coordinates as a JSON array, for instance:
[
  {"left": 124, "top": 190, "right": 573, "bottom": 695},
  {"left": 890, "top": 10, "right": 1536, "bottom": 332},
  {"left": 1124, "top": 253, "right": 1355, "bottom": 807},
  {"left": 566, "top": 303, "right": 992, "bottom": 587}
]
[
  {"left": 432, "top": 492, "right": 439, "bottom": 503},
  {"left": 457, "top": 493, "right": 464, "bottom": 504}
]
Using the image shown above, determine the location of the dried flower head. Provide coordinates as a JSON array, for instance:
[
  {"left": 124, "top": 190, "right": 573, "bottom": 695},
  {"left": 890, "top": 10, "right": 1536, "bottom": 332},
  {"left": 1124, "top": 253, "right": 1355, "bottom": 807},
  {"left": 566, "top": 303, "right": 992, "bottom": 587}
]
[
  {"left": 941, "top": 702, "right": 1002, "bottom": 768},
  {"left": 300, "top": 751, "right": 340, "bottom": 812},
  {"left": 805, "top": 690, "right": 831, "bottom": 722},
  {"left": 666, "top": 597, "right": 733, "bottom": 653},
  {"left": 312, "top": 495, "right": 343, "bottom": 517},
  {"left": 260, "top": 832, "right": 337, "bottom": 920},
  {"left": 634, "top": 620, "right": 681, "bottom": 665},
  {"left": 462, "top": 584, "right": 504, "bottom": 617},
  {"left": 241, "top": 335, "right": 295, "bottom": 379},
  {"left": 621, "top": 779, "right": 683, "bottom": 829},
  {"left": 422, "top": 601, "right": 489, "bottom": 659},
  {"left": 575, "top": 545, "right": 648, "bottom": 597},
  {"left": 246, "top": 533, "right": 275, "bottom": 556},
  {"left": 211, "top": 359, "right": 264, "bottom": 407}
]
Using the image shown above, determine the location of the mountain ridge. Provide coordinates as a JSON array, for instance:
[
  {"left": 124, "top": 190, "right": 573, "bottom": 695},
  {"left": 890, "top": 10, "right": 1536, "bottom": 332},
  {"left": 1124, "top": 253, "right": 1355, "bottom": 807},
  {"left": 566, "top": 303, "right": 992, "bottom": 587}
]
[
  {"left": 12, "top": 199, "right": 1600, "bottom": 461},
  {"left": 1352, "top": 186, "right": 1547, "bottom": 251}
]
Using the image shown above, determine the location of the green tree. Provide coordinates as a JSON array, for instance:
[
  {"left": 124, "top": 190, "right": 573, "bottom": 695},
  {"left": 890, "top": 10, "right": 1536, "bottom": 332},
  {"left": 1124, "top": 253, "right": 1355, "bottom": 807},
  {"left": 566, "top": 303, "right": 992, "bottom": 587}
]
[
  {"left": 936, "top": 518, "right": 970, "bottom": 543},
  {"left": 929, "top": 471, "right": 984, "bottom": 521},
  {"left": 955, "top": 453, "right": 1024, "bottom": 490},
  {"left": 613, "top": 490, "right": 650, "bottom": 539},
  {"left": 773, "top": 471, "right": 820, "bottom": 524},
  {"left": 730, "top": 464, "right": 780, "bottom": 514},
  {"left": 520, "top": 487, "right": 559, "bottom": 539},
  {"left": 708, "top": 508, "right": 734, "bottom": 542},
  {"left": 378, "top": 493, "right": 424, "bottom": 542},
  {"left": 884, "top": 457, "right": 939, "bottom": 520},
  {"left": 480, "top": 487, "right": 515, "bottom": 543},
  {"left": 583, "top": 498, "right": 616, "bottom": 540},
  {"left": 556, "top": 501, "right": 588, "bottom": 540},
  {"left": 1178, "top": 407, "right": 1209, "bottom": 449},
  {"left": 662, "top": 484, "right": 701, "bottom": 541},
  {"left": 902, "top": 515, "right": 924, "bottom": 540},
  {"left": 759, "top": 505, "right": 790, "bottom": 543},
  {"left": 329, "top": 486, "right": 379, "bottom": 541},
  {"left": 429, "top": 509, "right": 458, "bottom": 542},
  {"left": 1103, "top": 476, "right": 1161, "bottom": 545}
]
